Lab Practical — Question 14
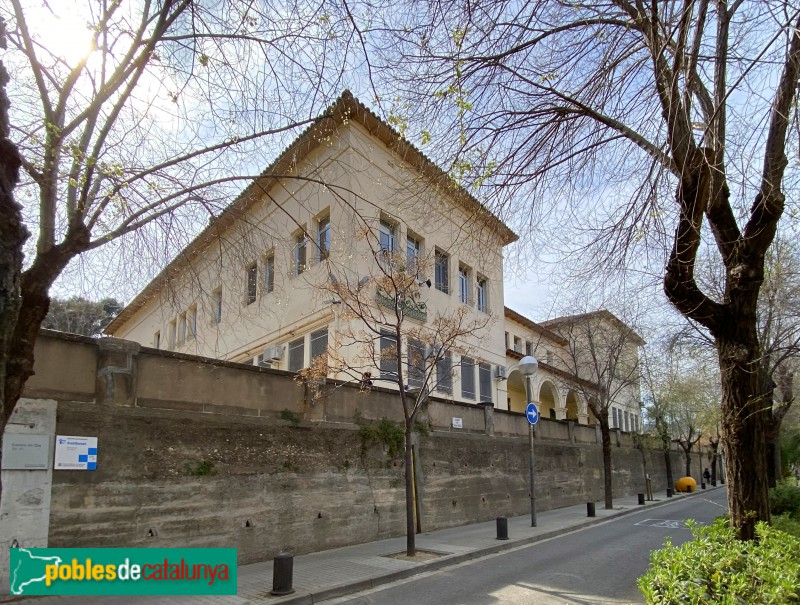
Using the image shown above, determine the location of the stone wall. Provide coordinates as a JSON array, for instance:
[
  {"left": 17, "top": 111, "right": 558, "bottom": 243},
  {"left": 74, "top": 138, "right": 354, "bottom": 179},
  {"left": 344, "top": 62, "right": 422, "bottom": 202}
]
[{"left": 5, "top": 331, "right": 691, "bottom": 566}]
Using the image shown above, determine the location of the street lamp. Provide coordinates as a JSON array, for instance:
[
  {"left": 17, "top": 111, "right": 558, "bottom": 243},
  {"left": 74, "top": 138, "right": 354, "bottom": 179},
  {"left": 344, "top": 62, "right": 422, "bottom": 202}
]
[{"left": 519, "top": 355, "right": 539, "bottom": 527}]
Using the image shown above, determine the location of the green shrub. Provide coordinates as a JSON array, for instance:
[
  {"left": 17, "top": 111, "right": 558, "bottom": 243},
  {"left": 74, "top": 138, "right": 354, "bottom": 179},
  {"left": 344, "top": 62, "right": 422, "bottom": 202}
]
[
  {"left": 770, "top": 483, "right": 800, "bottom": 519},
  {"left": 280, "top": 409, "right": 301, "bottom": 425},
  {"left": 359, "top": 418, "right": 405, "bottom": 460},
  {"left": 185, "top": 459, "right": 216, "bottom": 476},
  {"left": 638, "top": 518, "right": 800, "bottom": 604},
  {"left": 772, "top": 514, "right": 800, "bottom": 538}
]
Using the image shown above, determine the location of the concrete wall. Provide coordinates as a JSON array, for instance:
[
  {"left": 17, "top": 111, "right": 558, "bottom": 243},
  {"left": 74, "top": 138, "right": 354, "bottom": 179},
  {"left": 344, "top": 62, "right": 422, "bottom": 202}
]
[{"left": 6, "top": 331, "right": 690, "bottom": 565}]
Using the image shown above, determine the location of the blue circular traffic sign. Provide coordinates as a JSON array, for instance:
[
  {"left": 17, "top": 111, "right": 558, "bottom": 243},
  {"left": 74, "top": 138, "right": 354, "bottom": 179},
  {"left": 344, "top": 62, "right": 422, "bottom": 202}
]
[{"left": 525, "top": 402, "right": 539, "bottom": 425}]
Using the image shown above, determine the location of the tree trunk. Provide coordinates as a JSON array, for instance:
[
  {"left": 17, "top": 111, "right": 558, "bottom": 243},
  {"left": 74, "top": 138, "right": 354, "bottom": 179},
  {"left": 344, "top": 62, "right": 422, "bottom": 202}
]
[
  {"left": 0, "top": 30, "right": 29, "bottom": 508},
  {"left": 600, "top": 418, "right": 613, "bottom": 509},
  {"left": 663, "top": 446, "right": 674, "bottom": 489},
  {"left": 404, "top": 419, "right": 416, "bottom": 556},
  {"left": 718, "top": 338, "right": 771, "bottom": 540},
  {"left": 685, "top": 447, "right": 692, "bottom": 477}
]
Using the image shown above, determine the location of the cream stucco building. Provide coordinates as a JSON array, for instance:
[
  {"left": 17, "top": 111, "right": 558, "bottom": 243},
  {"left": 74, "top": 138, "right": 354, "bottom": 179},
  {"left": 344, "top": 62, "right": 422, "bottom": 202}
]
[{"left": 106, "top": 91, "right": 643, "bottom": 431}]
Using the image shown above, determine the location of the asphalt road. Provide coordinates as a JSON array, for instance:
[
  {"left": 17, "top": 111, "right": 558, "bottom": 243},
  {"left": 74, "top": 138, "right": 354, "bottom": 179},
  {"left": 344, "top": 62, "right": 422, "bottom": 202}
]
[{"left": 329, "top": 488, "right": 728, "bottom": 605}]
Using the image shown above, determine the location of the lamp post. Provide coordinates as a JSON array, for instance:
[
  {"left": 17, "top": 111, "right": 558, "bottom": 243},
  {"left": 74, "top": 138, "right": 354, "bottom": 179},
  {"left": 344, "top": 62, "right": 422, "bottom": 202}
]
[{"left": 519, "top": 355, "right": 539, "bottom": 527}]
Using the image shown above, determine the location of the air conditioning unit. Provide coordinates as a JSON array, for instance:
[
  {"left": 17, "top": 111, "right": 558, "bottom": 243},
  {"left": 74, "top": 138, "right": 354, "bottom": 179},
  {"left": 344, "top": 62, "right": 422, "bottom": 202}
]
[
  {"left": 263, "top": 344, "right": 285, "bottom": 362},
  {"left": 495, "top": 365, "right": 507, "bottom": 379}
]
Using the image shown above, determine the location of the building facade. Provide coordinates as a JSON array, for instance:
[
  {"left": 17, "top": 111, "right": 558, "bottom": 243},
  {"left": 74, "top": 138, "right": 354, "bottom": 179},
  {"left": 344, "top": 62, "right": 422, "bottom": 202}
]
[{"left": 106, "top": 92, "right": 642, "bottom": 431}]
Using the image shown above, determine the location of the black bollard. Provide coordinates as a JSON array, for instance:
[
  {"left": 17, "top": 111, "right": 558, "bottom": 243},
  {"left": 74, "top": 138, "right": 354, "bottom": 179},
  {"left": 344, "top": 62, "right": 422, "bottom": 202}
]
[
  {"left": 701, "top": 482, "right": 706, "bottom": 489},
  {"left": 587, "top": 502, "right": 595, "bottom": 517},
  {"left": 666, "top": 488, "right": 674, "bottom": 498},
  {"left": 496, "top": 517, "right": 509, "bottom": 540},
  {"left": 270, "top": 552, "right": 295, "bottom": 596},
  {"left": 638, "top": 493, "right": 645, "bottom": 505}
]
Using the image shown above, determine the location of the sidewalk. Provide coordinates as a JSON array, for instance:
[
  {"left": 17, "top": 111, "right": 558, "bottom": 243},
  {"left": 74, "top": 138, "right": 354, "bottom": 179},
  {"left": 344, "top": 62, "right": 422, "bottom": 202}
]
[{"left": 12, "top": 489, "right": 713, "bottom": 605}]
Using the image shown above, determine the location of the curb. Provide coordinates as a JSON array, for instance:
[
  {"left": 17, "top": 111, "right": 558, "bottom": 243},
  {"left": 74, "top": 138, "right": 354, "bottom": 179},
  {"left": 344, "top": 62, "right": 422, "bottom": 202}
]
[{"left": 271, "top": 488, "right": 719, "bottom": 604}]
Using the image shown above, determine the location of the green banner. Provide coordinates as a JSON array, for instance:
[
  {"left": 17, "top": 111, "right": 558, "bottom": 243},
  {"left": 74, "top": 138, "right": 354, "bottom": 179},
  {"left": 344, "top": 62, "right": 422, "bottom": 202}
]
[{"left": 9, "top": 548, "right": 237, "bottom": 595}]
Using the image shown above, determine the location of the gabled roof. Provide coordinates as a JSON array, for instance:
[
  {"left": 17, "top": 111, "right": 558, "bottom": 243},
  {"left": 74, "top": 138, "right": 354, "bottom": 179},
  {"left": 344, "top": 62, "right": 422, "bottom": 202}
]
[
  {"left": 106, "top": 90, "right": 518, "bottom": 334},
  {"left": 541, "top": 309, "right": 646, "bottom": 347},
  {"left": 503, "top": 307, "right": 567, "bottom": 345}
]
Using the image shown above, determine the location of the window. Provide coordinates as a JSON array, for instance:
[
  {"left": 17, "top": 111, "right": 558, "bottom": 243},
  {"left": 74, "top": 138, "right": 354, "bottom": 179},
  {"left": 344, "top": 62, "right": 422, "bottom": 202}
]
[
  {"left": 546, "top": 350, "right": 554, "bottom": 365},
  {"left": 154, "top": 331, "right": 160, "bottom": 349},
  {"left": 379, "top": 220, "right": 395, "bottom": 257},
  {"left": 624, "top": 411, "right": 630, "bottom": 432},
  {"left": 407, "top": 339, "right": 425, "bottom": 389},
  {"left": 479, "top": 362, "right": 492, "bottom": 403},
  {"left": 294, "top": 232, "right": 307, "bottom": 275},
  {"left": 458, "top": 265, "right": 470, "bottom": 304},
  {"left": 436, "top": 353, "right": 452, "bottom": 394},
  {"left": 434, "top": 249, "right": 449, "bottom": 293},
  {"left": 461, "top": 356, "right": 476, "bottom": 400},
  {"left": 317, "top": 216, "right": 330, "bottom": 261},
  {"left": 380, "top": 330, "right": 398, "bottom": 380},
  {"left": 213, "top": 288, "right": 223, "bottom": 324},
  {"left": 310, "top": 327, "right": 328, "bottom": 367},
  {"left": 612, "top": 407, "right": 618, "bottom": 428},
  {"left": 168, "top": 319, "right": 176, "bottom": 350},
  {"left": 246, "top": 263, "right": 257, "bottom": 305},
  {"left": 407, "top": 234, "right": 421, "bottom": 270},
  {"left": 177, "top": 313, "right": 186, "bottom": 346},
  {"left": 288, "top": 337, "right": 305, "bottom": 372},
  {"left": 187, "top": 306, "right": 197, "bottom": 340},
  {"left": 264, "top": 253, "right": 275, "bottom": 293},
  {"left": 504, "top": 332, "right": 509, "bottom": 350},
  {"left": 513, "top": 336, "right": 522, "bottom": 353},
  {"left": 525, "top": 341, "right": 532, "bottom": 356},
  {"left": 476, "top": 277, "right": 488, "bottom": 312}
]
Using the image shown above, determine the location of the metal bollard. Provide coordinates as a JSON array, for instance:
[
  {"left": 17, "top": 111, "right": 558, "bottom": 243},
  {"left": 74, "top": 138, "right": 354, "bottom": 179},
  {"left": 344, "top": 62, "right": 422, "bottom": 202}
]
[
  {"left": 638, "top": 493, "right": 645, "bottom": 505},
  {"left": 666, "top": 488, "right": 674, "bottom": 498},
  {"left": 701, "top": 482, "right": 706, "bottom": 489},
  {"left": 587, "top": 502, "right": 595, "bottom": 517},
  {"left": 270, "top": 552, "right": 295, "bottom": 596},
  {"left": 496, "top": 516, "right": 509, "bottom": 540}
]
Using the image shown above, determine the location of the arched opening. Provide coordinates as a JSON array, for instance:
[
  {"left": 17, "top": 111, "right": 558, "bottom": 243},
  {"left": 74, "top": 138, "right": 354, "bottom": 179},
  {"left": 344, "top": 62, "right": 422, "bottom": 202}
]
[
  {"left": 565, "top": 390, "right": 580, "bottom": 421},
  {"left": 538, "top": 381, "right": 559, "bottom": 420},
  {"left": 507, "top": 369, "right": 527, "bottom": 413}
]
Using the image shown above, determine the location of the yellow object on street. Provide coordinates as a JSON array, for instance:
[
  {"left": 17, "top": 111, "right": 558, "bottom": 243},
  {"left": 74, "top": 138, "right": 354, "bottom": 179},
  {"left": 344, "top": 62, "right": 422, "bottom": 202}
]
[{"left": 674, "top": 477, "right": 697, "bottom": 493}]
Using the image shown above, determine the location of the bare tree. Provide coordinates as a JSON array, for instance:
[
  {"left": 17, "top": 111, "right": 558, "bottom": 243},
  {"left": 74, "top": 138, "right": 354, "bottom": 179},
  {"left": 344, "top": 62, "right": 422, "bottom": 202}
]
[
  {"left": 0, "top": 0, "right": 358, "bottom": 493},
  {"left": 641, "top": 339, "right": 678, "bottom": 491},
  {"left": 302, "top": 230, "right": 493, "bottom": 556},
  {"left": 690, "top": 235, "right": 800, "bottom": 485},
  {"left": 544, "top": 310, "right": 643, "bottom": 510},
  {"left": 375, "top": 0, "right": 800, "bottom": 539}
]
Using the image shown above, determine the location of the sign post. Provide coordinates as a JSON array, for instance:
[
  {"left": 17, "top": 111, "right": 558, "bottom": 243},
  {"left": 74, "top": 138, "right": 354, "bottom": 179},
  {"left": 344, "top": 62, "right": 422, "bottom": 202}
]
[{"left": 525, "top": 399, "right": 539, "bottom": 527}]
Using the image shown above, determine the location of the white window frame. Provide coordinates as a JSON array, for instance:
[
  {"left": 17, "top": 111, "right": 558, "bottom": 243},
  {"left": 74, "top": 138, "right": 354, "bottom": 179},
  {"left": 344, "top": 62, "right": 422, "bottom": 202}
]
[
  {"left": 264, "top": 252, "right": 275, "bottom": 293},
  {"left": 294, "top": 231, "right": 307, "bottom": 275},
  {"left": 458, "top": 265, "right": 470, "bottom": 304},
  {"left": 435, "top": 248, "right": 449, "bottom": 293},
  {"left": 187, "top": 305, "right": 197, "bottom": 341},
  {"left": 407, "top": 233, "right": 421, "bottom": 270},
  {"left": 317, "top": 215, "right": 331, "bottom": 261},
  {"left": 476, "top": 276, "right": 488, "bottom": 312},
  {"left": 246, "top": 262, "right": 258, "bottom": 305},
  {"left": 177, "top": 312, "right": 186, "bottom": 346}
]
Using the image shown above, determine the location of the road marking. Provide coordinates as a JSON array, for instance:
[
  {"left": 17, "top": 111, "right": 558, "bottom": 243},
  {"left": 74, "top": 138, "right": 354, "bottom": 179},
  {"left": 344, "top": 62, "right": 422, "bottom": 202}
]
[{"left": 634, "top": 519, "right": 705, "bottom": 528}]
